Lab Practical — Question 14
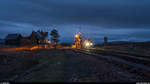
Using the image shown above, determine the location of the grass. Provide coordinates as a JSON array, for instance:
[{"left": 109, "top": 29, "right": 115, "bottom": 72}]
[
  {"left": 16, "top": 49, "right": 67, "bottom": 82},
  {"left": 0, "top": 50, "right": 39, "bottom": 79}
]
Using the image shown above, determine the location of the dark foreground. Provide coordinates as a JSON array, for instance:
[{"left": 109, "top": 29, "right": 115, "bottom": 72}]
[{"left": 0, "top": 49, "right": 149, "bottom": 82}]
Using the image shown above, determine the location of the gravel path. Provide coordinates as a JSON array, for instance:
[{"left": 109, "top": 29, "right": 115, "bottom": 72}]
[{"left": 64, "top": 50, "right": 148, "bottom": 82}]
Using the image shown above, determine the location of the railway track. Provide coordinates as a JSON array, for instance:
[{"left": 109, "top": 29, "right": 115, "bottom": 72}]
[
  {"left": 73, "top": 49, "right": 150, "bottom": 77},
  {"left": 94, "top": 48, "right": 150, "bottom": 59},
  {"left": 92, "top": 49, "right": 150, "bottom": 66}
]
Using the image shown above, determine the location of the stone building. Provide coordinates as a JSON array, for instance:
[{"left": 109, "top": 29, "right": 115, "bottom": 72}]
[{"left": 5, "top": 33, "right": 23, "bottom": 45}]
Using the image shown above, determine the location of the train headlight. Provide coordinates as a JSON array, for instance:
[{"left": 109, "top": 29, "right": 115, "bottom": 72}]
[{"left": 86, "top": 42, "right": 90, "bottom": 47}]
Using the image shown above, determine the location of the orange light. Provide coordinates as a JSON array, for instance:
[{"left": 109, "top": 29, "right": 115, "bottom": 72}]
[
  {"left": 30, "top": 46, "right": 39, "bottom": 50},
  {"left": 75, "top": 34, "right": 79, "bottom": 38},
  {"left": 72, "top": 45, "right": 76, "bottom": 48}
]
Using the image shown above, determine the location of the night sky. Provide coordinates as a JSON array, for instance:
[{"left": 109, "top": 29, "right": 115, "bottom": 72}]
[{"left": 0, "top": 0, "right": 150, "bottom": 44}]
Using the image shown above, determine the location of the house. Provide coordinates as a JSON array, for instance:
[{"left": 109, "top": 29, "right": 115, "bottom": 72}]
[
  {"left": 5, "top": 33, "right": 23, "bottom": 45},
  {"left": 20, "top": 37, "right": 33, "bottom": 46},
  {"left": 29, "top": 30, "right": 49, "bottom": 44},
  {"left": 5, "top": 30, "right": 49, "bottom": 46}
]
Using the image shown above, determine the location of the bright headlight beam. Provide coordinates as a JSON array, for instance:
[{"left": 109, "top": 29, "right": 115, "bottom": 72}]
[{"left": 86, "top": 42, "right": 90, "bottom": 46}]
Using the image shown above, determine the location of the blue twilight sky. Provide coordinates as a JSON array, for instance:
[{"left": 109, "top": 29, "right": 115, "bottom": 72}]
[{"left": 0, "top": 0, "right": 150, "bottom": 44}]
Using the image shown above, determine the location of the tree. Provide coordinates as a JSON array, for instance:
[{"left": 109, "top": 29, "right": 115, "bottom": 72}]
[{"left": 50, "top": 29, "right": 59, "bottom": 48}]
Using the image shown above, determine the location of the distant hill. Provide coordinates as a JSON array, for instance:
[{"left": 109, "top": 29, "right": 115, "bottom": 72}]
[
  {"left": 109, "top": 41, "right": 138, "bottom": 45},
  {"left": 94, "top": 41, "right": 150, "bottom": 46}
]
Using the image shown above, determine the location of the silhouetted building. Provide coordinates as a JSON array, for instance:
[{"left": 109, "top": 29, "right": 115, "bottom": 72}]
[
  {"left": 20, "top": 37, "right": 33, "bottom": 45},
  {"left": 5, "top": 33, "right": 23, "bottom": 45},
  {"left": 5, "top": 30, "right": 49, "bottom": 46},
  {"left": 29, "top": 30, "right": 49, "bottom": 44},
  {"left": 104, "top": 36, "right": 108, "bottom": 45}
]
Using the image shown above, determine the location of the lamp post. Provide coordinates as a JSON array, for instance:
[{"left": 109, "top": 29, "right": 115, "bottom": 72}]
[{"left": 75, "top": 32, "right": 82, "bottom": 49}]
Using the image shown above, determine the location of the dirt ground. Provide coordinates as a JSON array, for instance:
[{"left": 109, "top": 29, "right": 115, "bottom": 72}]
[
  {"left": 0, "top": 50, "right": 39, "bottom": 80},
  {"left": 64, "top": 50, "right": 149, "bottom": 82},
  {"left": 7, "top": 49, "right": 148, "bottom": 82}
]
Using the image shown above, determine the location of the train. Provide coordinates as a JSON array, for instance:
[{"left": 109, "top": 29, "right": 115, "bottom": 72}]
[{"left": 74, "top": 32, "right": 93, "bottom": 49}]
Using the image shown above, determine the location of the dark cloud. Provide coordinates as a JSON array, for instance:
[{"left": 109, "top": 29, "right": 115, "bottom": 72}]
[
  {"left": 0, "top": 0, "right": 150, "bottom": 43},
  {"left": 0, "top": 0, "right": 150, "bottom": 28}
]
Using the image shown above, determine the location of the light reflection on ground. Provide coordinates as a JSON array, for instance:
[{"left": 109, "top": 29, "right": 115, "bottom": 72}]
[{"left": 0, "top": 44, "right": 74, "bottom": 52}]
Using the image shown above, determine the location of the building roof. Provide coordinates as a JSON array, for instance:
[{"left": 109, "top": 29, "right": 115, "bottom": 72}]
[
  {"left": 31, "top": 31, "right": 48, "bottom": 40},
  {"left": 5, "top": 34, "right": 22, "bottom": 40},
  {"left": 32, "top": 31, "right": 43, "bottom": 40}
]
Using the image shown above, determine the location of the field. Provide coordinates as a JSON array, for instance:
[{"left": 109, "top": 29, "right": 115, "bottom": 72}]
[
  {"left": 0, "top": 50, "right": 39, "bottom": 80},
  {"left": 0, "top": 49, "right": 67, "bottom": 82},
  {"left": 0, "top": 43, "right": 150, "bottom": 82}
]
